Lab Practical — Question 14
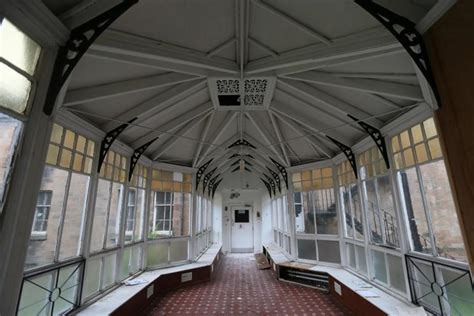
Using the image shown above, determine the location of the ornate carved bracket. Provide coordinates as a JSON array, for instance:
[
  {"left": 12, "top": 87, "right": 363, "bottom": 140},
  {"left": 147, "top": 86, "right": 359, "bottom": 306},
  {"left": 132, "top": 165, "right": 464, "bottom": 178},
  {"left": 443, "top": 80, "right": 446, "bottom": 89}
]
[
  {"left": 207, "top": 174, "right": 220, "bottom": 196},
  {"left": 228, "top": 139, "right": 257, "bottom": 149},
  {"left": 128, "top": 137, "right": 158, "bottom": 181},
  {"left": 98, "top": 117, "right": 137, "bottom": 173},
  {"left": 202, "top": 167, "right": 217, "bottom": 194},
  {"left": 270, "top": 158, "right": 288, "bottom": 189},
  {"left": 196, "top": 159, "right": 213, "bottom": 190},
  {"left": 354, "top": 0, "right": 439, "bottom": 102},
  {"left": 44, "top": 0, "right": 139, "bottom": 115},
  {"left": 260, "top": 178, "right": 273, "bottom": 197},
  {"left": 348, "top": 115, "right": 390, "bottom": 169},
  {"left": 212, "top": 178, "right": 223, "bottom": 198},
  {"left": 263, "top": 173, "right": 276, "bottom": 196},
  {"left": 267, "top": 167, "right": 282, "bottom": 194},
  {"left": 327, "top": 136, "right": 358, "bottom": 179}
]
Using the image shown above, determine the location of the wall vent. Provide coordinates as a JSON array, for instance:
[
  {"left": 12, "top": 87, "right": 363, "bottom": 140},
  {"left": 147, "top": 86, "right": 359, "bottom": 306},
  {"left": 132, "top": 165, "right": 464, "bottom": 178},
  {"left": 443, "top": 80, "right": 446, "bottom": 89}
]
[{"left": 208, "top": 77, "right": 276, "bottom": 110}]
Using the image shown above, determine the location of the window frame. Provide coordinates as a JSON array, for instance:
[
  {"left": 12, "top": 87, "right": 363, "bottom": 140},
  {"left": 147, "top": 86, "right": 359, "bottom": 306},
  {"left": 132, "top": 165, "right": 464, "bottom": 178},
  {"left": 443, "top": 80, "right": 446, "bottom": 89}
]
[{"left": 31, "top": 190, "right": 52, "bottom": 237}]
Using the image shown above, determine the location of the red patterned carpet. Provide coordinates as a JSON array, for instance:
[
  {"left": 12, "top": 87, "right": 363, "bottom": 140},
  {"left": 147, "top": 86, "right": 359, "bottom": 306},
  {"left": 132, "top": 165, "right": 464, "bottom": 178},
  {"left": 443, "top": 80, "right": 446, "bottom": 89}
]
[{"left": 145, "top": 253, "right": 349, "bottom": 315}]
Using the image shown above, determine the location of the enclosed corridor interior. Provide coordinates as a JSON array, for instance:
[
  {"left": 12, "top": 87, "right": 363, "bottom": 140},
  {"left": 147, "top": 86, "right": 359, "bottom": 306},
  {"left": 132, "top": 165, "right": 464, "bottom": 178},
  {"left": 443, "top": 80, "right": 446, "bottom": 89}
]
[{"left": 1, "top": 0, "right": 474, "bottom": 315}]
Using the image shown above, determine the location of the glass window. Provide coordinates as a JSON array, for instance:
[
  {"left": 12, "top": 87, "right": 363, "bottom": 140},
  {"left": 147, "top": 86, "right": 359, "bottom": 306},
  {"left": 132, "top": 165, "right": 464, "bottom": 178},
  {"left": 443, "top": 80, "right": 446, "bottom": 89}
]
[
  {"left": 297, "top": 239, "right": 317, "bottom": 261},
  {"left": 90, "top": 150, "right": 126, "bottom": 253},
  {"left": 393, "top": 118, "right": 467, "bottom": 262},
  {"left": 24, "top": 126, "right": 93, "bottom": 270},
  {"left": 359, "top": 146, "right": 399, "bottom": 248}
]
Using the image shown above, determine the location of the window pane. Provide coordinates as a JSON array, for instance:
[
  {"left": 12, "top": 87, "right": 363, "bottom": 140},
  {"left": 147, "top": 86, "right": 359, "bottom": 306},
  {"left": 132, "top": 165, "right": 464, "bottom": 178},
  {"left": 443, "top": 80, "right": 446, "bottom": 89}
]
[
  {"left": 372, "top": 250, "right": 388, "bottom": 284},
  {"left": 106, "top": 182, "right": 124, "bottom": 248},
  {"left": 170, "top": 239, "right": 188, "bottom": 262},
  {"left": 387, "top": 254, "right": 406, "bottom": 293},
  {"left": 17, "top": 273, "right": 53, "bottom": 315},
  {"left": 420, "top": 161, "right": 467, "bottom": 262},
  {"left": 441, "top": 267, "right": 474, "bottom": 315},
  {"left": 58, "top": 173, "right": 89, "bottom": 260},
  {"left": 147, "top": 242, "right": 168, "bottom": 267},
  {"left": 295, "top": 192, "right": 315, "bottom": 234},
  {"left": 0, "top": 19, "right": 41, "bottom": 75},
  {"left": 355, "top": 245, "right": 367, "bottom": 275},
  {"left": 341, "top": 187, "right": 354, "bottom": 238},
  {"left": 314, "top": 189, "right": 338, "bottom": 234},
  {"left": 350, "top": 184, "right": 364, "bottom": 240},
  {"left": 377, "top": 176, "right": 399, "bottom": 247},
  {"left": 0, "top": 113, "right": 22, "bottom": 210},
  {"left": 90, "top": 179, "right": 110, "bottom": 252},
  {"left": 133, "top": 188, "right": 146, "bottom": 241},
  {"left": 24, "top": 167, "right": 68, "bottom": 270},
  {"left": 317, "top": 240, "right": 340, "bottom": 264},
  {"left": 102, "top": 253, "right": 116, "bottom": 289},
  {"left": 346, "top": 243, "right": 356, "bottom": 269},
  {"left": 297, "top": 239, "right": 316, "bottom": 261},
  {"left": 0, "top": 62, "right": 31, "bottom": 113},
  {"left": 364, "top": 179, "right": 383, "bottom": 244},
  {"left": 83, "top": 258, "right": 101, "bottom": 299},
  {"left": 398, "top": 168, "right": 432, "bottom": 254}
]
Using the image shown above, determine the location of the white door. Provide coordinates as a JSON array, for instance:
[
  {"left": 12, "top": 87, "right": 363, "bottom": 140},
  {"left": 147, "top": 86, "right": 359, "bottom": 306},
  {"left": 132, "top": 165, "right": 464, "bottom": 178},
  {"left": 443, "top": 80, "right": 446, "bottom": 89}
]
[{"left": 231, "top": 206, "right": 254, "bottom": 253}]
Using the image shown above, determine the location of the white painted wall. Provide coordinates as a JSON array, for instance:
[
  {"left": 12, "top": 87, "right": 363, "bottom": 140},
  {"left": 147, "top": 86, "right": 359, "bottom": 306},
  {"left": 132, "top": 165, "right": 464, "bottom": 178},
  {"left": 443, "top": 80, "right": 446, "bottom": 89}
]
[
  {"left": 261, "top": 194, "right": 273, "bottom": 245},
  {"left": 212, "top": 192, "right": 223, "bottom": 244}
]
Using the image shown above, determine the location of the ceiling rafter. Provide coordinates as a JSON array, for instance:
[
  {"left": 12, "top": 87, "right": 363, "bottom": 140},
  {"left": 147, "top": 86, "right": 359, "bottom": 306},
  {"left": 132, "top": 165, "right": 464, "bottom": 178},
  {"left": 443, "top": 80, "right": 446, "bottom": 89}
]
[
  {"left": 270, "top": 109, "right": 333, "bottom": 159},
  {"left": 271, "top": 100, "right": 352, "bottom": 145},
  {"left": 196, "top": 112, "right": 239, "bottom": 167},
  {"left": 152, "top": 111, "right": 212, "bottom": 160},
  {"left": 274, "top": 88, "right": 364, "bottom": 134},
  {"left": 245, "top": 27, "right": 400, "bottom": 75},
  {"left": 248, "top": 37, "right": 279, "bottom": 58},
  {"left": 281, "top": 71, "right": 424, "bottom": 102},
  {"left": 130, "top": 101, "right": 213, "bottom": 148},
  {"left": 64, "top": 72, "right": 203, "bottom": 106},
  {"left": 207, "top": 37, "right": 237, "bottom": 58},
  {"left": 251, "top": 0, "right": 331, "bottom": 45},
  {"left": 102, "top": 80, "right": 206, "bottom": 131},
  {"left": 277, "top": 78, "right": 383, "bottom": 128},
  {"left": 192, "top": 111, "right": 216, "bottom": 168},
  {"left": 268, "top": 111, "right": 290, "bottom": 166},
  {"left": 91, "top": 29, "right": 239, "bottom": 75},
  {"left": 334, "top": 72, "right": 417, "bottom": 81},
  {"left": 245, "top": 112, "right": 287, "bottom": 167}
]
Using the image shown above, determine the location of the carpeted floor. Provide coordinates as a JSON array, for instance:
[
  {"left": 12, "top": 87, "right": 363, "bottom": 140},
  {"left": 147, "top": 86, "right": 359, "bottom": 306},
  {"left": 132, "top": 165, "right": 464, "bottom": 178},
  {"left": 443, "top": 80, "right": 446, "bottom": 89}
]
[{"left": 145, "top": 253, "right": 349, "bottom": 315}]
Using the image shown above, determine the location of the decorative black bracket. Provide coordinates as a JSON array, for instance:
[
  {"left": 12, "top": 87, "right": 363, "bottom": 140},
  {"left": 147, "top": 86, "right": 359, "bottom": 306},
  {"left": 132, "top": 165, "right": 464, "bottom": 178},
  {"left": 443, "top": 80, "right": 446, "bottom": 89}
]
[
  {"left": 202, "top": 167, "right": 217, "bottom": 194},
  {"left": 212, "top": 178, "right": 223, "bottom": 198},
  {"left": 270, "top": 158, "right": 288, "bottom": 189},
  {"left": 327, "top": 136, "right": 358, "bottom": 179},
  {"left": 263, "top": 173, "right": 276, "bottom": 196},
  {"left": 354, "top": 0, "right": 439, "bottom": 102},
  {"left": 196, "top": 159, "right": 214, "bottom": 190},
  {"left": 228, "top": 139, "right": 256, "bottom": 149},
  {"left": 98, "top": 117, "right": 137, "bottom": 173},
  {"left": 44, "top": 0, "right": 139, "bottom": 115},
  {"left": 128, "top": 137, "right": 158, "bottom": 181},
  {"left": 267, "top": 167, "right": 282, "bottom": 194},
  {"left": 348, "top": 115, "right": 390, "bottom": 169},
  {"left": 207, "top": 174, "right": 220, "bottom": 196},
  {"left": 260, "top": 178, "right": 273, "bottom": 197}
]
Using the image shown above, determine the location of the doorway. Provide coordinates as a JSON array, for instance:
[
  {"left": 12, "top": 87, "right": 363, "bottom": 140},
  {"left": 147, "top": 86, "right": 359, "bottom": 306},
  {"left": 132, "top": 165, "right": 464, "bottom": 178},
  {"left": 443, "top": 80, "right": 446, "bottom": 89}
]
[{"left": 231, "top": 206, "right": 254, "bottom": 253}]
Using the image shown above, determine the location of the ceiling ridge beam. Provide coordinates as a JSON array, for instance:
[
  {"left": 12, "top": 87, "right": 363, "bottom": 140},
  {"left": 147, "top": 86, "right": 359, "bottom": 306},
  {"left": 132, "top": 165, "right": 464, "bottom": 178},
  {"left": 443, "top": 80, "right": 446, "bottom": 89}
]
[
  {"left": 245, "top": 112, "right": 287, "bottom": 167},
  {"left": 248, "top": 37, "right": 279, "bottom": 58},
  {"left": 268, "top": 111, "right": 290, "bottom": 166},
  {"left": 271, "top": 100, "right": 351, "bottom": 144},
  {"left": 92, "top": 29, "right": 239, "bottom": 74},
  {"left": 152, "top": 112, "right": 213, "bottom": 160},
  {"left": 270, "top": 109, "right": 332, "bottom": 158},
  {"left": 207, "top": 38, "right": 237, "bottom": 58},
  {"left": 64, "top": 72, "right": 203, "bottom": 106},
  {"left": 251, "top": 0, "right": 330, "bottom": 45},
  {"left": 102, "top": 79, "right": 206, "bottom": 131},
  {"left": 281, "top": 71, "right": 423, "bottom": 102},
  {"left": 196, "top": 112, "right": 238, "bottom": 166},
  {"left": 277, "top": 78, "right": 383, "bottom": 128},
  {"left": 274, "top": 88, "right": 364, "bottom": 133},
  {"left": 245, "top": 27, "right": 400, "bottom": 75},
  {"left": 130, "top": 101, "right": 213, "bottom": 148},
  {"left": 334, "top": 72, "right": 417, "bottom": 81},
  {"left": 192, "top": 111, "right": 216, "bottom": 167}
]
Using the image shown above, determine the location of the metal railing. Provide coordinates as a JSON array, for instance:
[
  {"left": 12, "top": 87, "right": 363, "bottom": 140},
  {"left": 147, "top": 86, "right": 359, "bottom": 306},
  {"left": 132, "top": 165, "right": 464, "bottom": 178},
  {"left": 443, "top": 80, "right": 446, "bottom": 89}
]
[{"left": 405, "top": 254, "right": 474, "bottom": 315}]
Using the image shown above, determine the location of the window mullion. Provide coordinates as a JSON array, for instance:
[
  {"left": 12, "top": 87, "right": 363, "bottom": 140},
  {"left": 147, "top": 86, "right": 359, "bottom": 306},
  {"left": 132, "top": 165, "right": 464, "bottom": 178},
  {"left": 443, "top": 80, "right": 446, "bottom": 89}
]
[{"left": 102, "top": 181, "right": 113, "bottom": 250}]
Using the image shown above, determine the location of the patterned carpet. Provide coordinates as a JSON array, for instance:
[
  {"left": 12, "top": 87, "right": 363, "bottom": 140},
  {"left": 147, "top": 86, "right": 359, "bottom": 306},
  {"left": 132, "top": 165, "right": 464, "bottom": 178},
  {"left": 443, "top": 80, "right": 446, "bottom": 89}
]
[{"left": 145, "top": 253, "right": 349, "bottom": 315}]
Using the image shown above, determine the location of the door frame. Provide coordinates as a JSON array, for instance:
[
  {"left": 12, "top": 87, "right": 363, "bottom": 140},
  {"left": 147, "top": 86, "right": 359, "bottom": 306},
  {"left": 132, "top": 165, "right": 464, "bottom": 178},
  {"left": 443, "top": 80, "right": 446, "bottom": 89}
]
[{"left": 230, "top": 205, "right": 254, "bottom": 253}]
